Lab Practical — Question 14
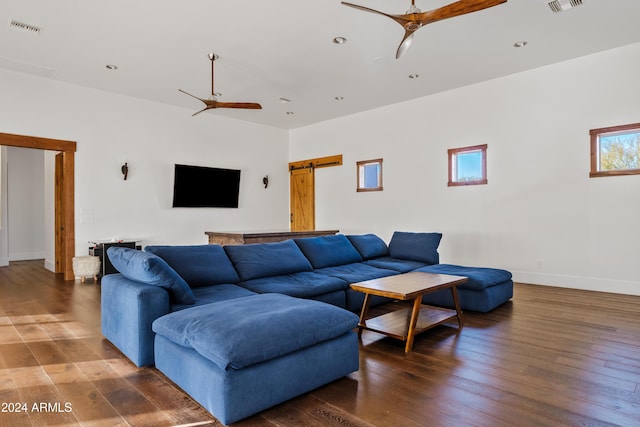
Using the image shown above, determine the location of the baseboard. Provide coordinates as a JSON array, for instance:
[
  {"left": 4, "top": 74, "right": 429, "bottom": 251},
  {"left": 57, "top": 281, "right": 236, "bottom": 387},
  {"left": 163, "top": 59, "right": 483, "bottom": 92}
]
[
  {"left": 8, "top": 251, "right": 46, "bottom": 262},
  {"left": 0, "top": 257, "right": 8, "bottom": 267},
  {"left": 44, "top": 259, "right": 56, "bottom": 272},
  {"left": 513, "top": 271, "right": 640, "bottom": 297}
]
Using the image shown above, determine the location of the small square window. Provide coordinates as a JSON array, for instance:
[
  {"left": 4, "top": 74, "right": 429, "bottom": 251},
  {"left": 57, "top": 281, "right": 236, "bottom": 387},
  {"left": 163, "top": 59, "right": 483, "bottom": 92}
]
[
  {"left": 590, "top": 123, "right": 640, "bottom": 177},
  {"left": 357, "top": 158, "right": 383, "bottom": 192},
  {"left": 448, "top": 144, "right": 487, "bottom": 186}
]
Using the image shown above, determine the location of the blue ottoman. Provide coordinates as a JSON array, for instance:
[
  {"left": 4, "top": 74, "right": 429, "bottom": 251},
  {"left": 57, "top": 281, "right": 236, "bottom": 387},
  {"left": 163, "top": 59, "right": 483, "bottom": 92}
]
[
  {"left": 152, "top": 293, "right": 359, "bottom": 425},
  {"left": 417, "top": 264, "right": 513, "bottom": 313}
]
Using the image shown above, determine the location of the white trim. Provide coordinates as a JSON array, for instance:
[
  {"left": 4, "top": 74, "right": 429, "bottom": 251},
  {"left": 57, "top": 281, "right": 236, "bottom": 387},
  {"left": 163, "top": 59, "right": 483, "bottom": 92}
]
[
  {"left": 513, "top": 271, "right": 640, "bottom": 296},
  {"left": 8, "top": 251, "right": 46, "bottom": 261}
]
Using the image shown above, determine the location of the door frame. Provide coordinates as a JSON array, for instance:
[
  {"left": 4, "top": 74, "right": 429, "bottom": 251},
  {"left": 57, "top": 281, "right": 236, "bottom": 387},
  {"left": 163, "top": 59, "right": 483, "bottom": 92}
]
[{"left": 0, "top": 132, "right": 76, "bottom": 280}]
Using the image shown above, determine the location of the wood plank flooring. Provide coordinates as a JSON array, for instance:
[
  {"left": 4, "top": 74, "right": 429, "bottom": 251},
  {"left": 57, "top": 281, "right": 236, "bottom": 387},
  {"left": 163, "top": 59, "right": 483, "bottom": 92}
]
[{"left": 1, "top": 260, "right": 639, "bottom": 426}]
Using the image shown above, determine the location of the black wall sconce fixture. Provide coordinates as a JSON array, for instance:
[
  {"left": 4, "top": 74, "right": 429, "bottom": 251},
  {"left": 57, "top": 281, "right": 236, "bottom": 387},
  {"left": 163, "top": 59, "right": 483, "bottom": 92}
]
[
  {"left": 121, "top": 162, "right": 129, "bottom": 181},
  {"left": 262, "top": 175, "right": 269, "bottom": 189}
]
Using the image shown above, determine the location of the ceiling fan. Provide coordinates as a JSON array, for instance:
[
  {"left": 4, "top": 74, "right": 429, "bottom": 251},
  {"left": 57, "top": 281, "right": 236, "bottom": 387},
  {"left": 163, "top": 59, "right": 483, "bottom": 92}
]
[
  {"left": 341, "top": 0, "right": 508, "bottom": 59},
  {"left": 179, "top": 53, "right": 262, "bottom": 116}
]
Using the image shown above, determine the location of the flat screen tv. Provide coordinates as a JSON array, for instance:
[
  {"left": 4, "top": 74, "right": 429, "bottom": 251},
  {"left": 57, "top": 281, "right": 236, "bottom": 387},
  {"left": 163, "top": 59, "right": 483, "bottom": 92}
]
[{"left": 172, "top": 164, "right": 241, "bottom": 208}]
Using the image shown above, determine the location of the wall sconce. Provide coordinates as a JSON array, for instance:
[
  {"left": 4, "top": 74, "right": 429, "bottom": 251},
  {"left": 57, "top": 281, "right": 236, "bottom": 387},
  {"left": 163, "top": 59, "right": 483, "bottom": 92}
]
[
  {"left": 121, "top": 162, "right": 129, "bottom": 181},
  {"left": 262, "top": 175, "right": 269, "bottom": 188}
]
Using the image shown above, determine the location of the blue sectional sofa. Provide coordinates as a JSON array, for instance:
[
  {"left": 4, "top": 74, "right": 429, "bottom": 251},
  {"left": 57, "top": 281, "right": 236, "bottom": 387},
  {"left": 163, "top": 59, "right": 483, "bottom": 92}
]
[{"left": 101, "top": 231, "right": 513, "bottom": 424}]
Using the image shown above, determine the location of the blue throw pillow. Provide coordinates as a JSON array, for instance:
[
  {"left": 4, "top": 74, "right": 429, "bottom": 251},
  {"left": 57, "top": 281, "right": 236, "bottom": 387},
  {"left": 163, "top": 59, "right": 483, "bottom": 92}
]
[
  {"left": 107, "top": 247, "right": 195, "bottom": 304},
  {"left": 295, "top": 235, "right": 363, "bottom": 269},
  {"left": 388, "top": 231, "right": 442, "bottom": 265},
  {"left": 145, "top": 245, "right": 240, "bottom": 287},
  {"left": 347, "top": 234, "right": 389, "bottom": 260},
  {"left": 224, "top": 239, "right": 313, "bottom": 281}
]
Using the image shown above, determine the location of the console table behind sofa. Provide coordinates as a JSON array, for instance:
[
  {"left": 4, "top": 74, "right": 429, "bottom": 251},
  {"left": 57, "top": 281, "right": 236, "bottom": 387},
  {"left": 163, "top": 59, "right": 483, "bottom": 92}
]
[{"left": 205, "top": 230, "right": 339, "bottom": 245}]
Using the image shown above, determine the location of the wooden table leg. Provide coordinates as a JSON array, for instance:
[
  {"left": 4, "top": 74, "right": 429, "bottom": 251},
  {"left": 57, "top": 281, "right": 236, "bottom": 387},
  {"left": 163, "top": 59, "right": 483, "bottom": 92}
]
[
  {"left": 405, "top": 296, "right": 422, "bottom": 353},
  {"left": 450, "top": 286, "right": 464, "bottom": 329},
  {"left": 357, "top": 293, "right": 372, "bottom": 338}
]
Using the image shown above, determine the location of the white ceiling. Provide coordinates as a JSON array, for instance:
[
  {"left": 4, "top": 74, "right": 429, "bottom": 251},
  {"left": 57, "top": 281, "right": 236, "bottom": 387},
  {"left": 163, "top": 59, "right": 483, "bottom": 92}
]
[{"left": 2, "top": 0, "right": 640, "bottom": 130}]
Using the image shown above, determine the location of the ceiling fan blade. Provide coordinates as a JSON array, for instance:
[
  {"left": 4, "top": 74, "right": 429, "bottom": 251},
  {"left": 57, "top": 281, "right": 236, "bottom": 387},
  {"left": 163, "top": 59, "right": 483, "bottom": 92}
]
[
  {"left": 341, "top": 2, "right": 410, "bottom": 28},
  {"left": 178, "top": 89, "right": 206, "bottom": 102},
  {"left": 396, "top": 31, "right": 416, "bottom": 59},
  {"left": 192, "top": 106, "right": 213, "bottom": 116},
  {"left": 215, "top": 102, "right": 263, "bottom": 110},
  {"left": 341, "top": 2, "right": 397, "bottom": 20},
  {"left": 418, "top": 0, "right": 507, "bottom": 24}
]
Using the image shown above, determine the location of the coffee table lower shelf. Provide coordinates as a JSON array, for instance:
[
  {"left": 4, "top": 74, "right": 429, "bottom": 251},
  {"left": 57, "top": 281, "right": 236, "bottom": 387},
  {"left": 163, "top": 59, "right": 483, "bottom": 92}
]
[{"left": 359, "top": 305, "right": 459, "bottom": 341}]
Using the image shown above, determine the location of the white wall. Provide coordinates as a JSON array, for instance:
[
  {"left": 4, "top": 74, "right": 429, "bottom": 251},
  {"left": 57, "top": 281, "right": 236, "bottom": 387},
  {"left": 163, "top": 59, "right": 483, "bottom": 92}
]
[
  {"left": 0, "top": 68, "right": 290, "bottom": 268},
  {"left": 6, "top": 147, "right": 45, "bottom": 261},
  {"left": 290, "top": 42, "right": 640, "bottom": 296}
]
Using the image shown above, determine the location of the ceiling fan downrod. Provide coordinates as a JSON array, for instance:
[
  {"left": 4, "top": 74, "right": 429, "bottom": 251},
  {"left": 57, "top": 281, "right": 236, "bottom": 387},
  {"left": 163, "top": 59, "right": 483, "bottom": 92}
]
[{"left": 209, "top": 53, "right": 219, "bottom": 98}]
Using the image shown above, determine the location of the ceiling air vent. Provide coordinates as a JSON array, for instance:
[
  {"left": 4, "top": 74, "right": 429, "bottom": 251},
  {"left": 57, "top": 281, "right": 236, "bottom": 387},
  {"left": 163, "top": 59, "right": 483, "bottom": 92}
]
[
  {"left": 547, "top": 0, "right": 583, "bottom": 13},
  {"left": 8, "top": 19, "right": 42, "bottom": 35}
]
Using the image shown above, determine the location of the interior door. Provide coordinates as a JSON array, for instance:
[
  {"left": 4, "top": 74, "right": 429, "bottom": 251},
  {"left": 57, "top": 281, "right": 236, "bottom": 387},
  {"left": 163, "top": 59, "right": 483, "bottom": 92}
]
[{"left": 290, "top": 166, "right": 315, "bottom": 231}]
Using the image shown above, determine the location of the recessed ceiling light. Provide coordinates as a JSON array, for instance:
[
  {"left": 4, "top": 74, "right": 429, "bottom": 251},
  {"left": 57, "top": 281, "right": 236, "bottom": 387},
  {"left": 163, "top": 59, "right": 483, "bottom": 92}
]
[
  {"left": 286, "top": 111, "right": 294, "bottom": 115},
  {"left": 333, "top": 37, "right": 347, "bottom": 44},
  {"left": 105, "top": 64, "right": 118, "bottom": 70},
  {"left": 278, "top": 97, "right": 291, "bottom": 103},
  {"left": 334, "top": 96, "right": 344, "bottom": 101},
  {"left": 513, "top": 41, "right": 528, "bottom": 48},
  {"left": 408, "top": 74, "right": 419, "bottom": 79}
]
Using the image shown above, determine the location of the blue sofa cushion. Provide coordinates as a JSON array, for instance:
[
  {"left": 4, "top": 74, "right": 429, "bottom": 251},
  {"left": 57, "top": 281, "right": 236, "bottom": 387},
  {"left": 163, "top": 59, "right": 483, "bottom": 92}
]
[
  {"left": 422, "top": 280, "right": 513, "bottom": 313},
  {"left": 295, "top": 235, "right": 362, "bottom": 269},
  {"left": 365, "top": 257, "right": 428, "bottom": 273},
  {"left": 315, "top": 263, "right": 398, "bottom": 283},
  {"left": 152, "top": 294, "right": 358, "bottom": 370},
  {"left": 224, "top": 239, "right": 313, "bottom": 281},
  {"left": 107, "top": 247, "right": 195, "bottom": 305},
  {"left": 171, "top": 284, "right": 257, "bottom": 312},
  {"left": 388, "top": 231, "right": 442, "bottom": 265},
  {"left": 417, "top": 264, "right": 513, "bottom": 291},
  {"left": 347, "top": 234, "right": 389, "bottom": 260},
  {"left": 239, "top": 271, "right": 347, "bottom": 299},
  {"left": 145, "top": 245, "right": 240, "bottom": 287}
]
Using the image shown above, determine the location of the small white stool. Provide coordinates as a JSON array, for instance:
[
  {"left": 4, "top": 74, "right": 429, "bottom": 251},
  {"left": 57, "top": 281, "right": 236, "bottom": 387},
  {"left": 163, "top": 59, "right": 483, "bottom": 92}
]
[{"left": 72, "top": 256, "right": 101, "bottom": 283}]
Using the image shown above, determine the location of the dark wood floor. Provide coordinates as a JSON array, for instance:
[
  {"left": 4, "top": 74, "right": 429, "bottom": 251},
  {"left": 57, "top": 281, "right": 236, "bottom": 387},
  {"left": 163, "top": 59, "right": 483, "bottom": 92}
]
[{"left": 1, "top": 261, "right": 639, "bottom": 426}]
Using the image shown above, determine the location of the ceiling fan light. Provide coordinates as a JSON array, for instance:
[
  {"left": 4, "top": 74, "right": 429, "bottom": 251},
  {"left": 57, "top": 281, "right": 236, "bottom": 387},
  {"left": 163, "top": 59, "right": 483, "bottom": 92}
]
[{"left": 406, "top": 4, "right": 421, "bottom": 14}]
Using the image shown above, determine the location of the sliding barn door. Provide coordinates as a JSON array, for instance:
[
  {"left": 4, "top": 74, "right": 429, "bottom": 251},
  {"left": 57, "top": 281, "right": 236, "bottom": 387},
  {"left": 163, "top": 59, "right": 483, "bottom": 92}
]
[{"left": 290, "top": 167, "right": 315, "bottom": 231}]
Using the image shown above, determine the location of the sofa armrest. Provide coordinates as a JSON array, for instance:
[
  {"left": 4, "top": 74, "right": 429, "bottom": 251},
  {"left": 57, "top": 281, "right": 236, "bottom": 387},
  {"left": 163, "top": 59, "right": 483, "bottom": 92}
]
[{"left": 101, "top": 273, "right": 170, "bottom": 367}]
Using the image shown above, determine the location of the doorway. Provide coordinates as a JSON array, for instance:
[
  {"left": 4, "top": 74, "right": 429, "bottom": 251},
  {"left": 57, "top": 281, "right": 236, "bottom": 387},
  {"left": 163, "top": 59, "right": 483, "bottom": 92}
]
[
  {"left": 0, "top": 132, "right": 76, "bottom": 280},
  {"left": 289, "top": 154, "right": 342, "bottom": 231}
]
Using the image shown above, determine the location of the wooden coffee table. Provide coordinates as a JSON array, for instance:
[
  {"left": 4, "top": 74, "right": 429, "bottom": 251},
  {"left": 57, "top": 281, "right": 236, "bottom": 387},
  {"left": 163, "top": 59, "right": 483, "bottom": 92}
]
[{"left": 350, "top": 271, "right": 467, "bottom": 352}]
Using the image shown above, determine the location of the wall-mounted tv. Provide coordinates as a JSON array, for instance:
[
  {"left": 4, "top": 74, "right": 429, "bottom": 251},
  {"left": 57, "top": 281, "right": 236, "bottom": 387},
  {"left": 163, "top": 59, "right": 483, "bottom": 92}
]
[{"left": 172, "top": 164, "right": 241, "bottom": 208}]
